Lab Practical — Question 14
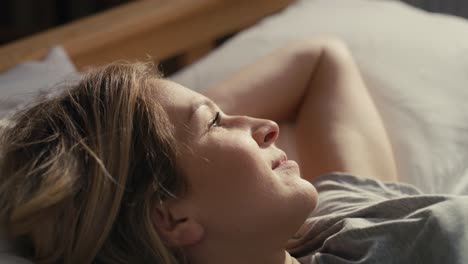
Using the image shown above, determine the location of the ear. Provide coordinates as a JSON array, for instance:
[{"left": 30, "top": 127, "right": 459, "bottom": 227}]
[{"left": 151, "top": 202, "right": 204, "bottom": 247}]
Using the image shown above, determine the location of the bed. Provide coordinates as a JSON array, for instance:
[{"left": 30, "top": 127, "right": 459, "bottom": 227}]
[{"left": 1, "top": 0, "right": 468, "bottom": 262}]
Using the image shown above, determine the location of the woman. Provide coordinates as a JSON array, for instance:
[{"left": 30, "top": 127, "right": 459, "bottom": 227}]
[{"left": 0, "top": 37, "right": 465, "bottom": 264}]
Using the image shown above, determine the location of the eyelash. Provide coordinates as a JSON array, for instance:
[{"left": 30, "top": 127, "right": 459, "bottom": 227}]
[{"left": 209, "top": 111, "right": 221, "bottom": 128}]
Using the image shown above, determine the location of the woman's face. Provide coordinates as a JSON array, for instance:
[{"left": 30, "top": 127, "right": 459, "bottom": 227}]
[{"left": 155, "top": 80, "right": 318, "bottom": 246}]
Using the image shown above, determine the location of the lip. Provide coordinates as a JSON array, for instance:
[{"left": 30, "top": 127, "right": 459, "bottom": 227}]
[{"left": 272, "top": 152, "right": 288, "bottom": 170}]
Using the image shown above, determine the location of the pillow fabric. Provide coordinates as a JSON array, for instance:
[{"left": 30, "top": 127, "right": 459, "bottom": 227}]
[
  {"left": 0, "top": 46, "right": 77, "bottom": 119},
  {"left": 171, "top": 0, "right": 468, "bottom": 195}
]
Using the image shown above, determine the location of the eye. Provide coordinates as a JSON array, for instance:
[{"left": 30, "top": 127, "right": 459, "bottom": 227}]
[{"left": 209, "top": 111, "right": 221, "bottom": 128}]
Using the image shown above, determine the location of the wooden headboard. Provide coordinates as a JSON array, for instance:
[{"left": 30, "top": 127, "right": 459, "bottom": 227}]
[{"left": 0, "top": 0, "right": 294, "bottom": 73}]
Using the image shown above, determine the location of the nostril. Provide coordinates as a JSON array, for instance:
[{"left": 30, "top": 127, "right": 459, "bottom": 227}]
[
  {"left": 264, "top": 130, "right": 277, "bottom": 143},
  {"left": 252, "top": 119, "right": 279, "bottom": 146}
]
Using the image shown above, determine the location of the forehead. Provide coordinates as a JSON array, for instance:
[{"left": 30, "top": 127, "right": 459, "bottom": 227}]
[
  {"left": 153, "top": 79, "right": 205, "bottom": 135},
  {"left": 155, "top": 79, "right": 200, "bottom": 107}
]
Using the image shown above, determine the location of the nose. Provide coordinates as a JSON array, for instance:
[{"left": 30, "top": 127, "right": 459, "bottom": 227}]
[
  {"left": 226, "top": 115, "right": 280, "bottom": 147},
  {"left": 251, "top": 118, "right": 279, "bottom": 147}
]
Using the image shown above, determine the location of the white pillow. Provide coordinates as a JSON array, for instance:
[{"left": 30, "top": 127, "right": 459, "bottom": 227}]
[
  {"left": 171, "top": 0, "right": 468, "bottom": 195},
  {"left": 0, "top": 46, "right": 77, "bottom": 119}
]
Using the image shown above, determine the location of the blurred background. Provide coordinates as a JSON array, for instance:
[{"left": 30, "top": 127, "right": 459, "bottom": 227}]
[
  {"left": 0, "top": 0, "right": 132, "bottom": 45},
  {"left": 1, "top": 0, "right": 468, "bottom": 46}
]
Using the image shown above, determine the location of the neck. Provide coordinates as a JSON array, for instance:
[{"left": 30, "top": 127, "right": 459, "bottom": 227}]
[
  {"left": 187, "top": 240, "right": 299, "bottom": 264},
  {"left": 192, "top": 250, "right": 298, "bottom": 264}
]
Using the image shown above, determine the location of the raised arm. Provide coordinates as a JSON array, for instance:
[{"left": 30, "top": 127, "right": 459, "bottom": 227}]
[
  {"left": 202, "top": 39, "right": 324, "bottom": 123},
  {"left": 203, "top": 37, "right": 398, "bottom": 182}
]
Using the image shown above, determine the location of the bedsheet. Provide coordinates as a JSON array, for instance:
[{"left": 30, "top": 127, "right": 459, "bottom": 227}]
[{"left": 292, "top": 173, "right": 468, "bottom": 264}]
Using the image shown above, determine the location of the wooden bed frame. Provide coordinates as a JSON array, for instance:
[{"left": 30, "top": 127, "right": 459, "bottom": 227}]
[{"left": 0, "top": 0, "right": 294, "bottom": 74}]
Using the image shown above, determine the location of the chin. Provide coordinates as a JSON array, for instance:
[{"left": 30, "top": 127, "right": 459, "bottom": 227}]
[
  {"left": 296, "top": 179, "right": 319, "bottom": 217},
  {"left": 282, "top": 181, "right": 318, "bottom": 230}
]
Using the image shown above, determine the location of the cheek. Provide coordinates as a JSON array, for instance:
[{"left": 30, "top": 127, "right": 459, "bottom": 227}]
[
  {"left": 186, "top": 134, "right": 270, "bottom": 198},
  {"left": 201, "top": 137, "right": 264, "bottom": 182},
  {"left": 203, "top": 131, "right": 260, "bottom": 165}
]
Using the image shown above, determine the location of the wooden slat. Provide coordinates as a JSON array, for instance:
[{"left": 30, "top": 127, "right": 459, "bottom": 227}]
[
  {"left": 0, "top": 0, "right": 294, "bottom": 72},
  {"left": 0, "top": 0, "right": 210, "bottom": 72}
]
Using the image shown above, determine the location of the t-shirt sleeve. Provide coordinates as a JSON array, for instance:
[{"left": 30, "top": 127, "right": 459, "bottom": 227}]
[{"left": 287, "top": 173, "right": 468, "bottom": 264}]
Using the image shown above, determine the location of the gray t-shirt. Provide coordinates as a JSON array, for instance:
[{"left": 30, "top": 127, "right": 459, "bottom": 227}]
[{"left": 287, "top": 173, "right": 468, "bottom": 264}]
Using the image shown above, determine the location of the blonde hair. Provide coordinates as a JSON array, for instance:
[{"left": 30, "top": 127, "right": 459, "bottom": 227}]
[{"left": 0, "top": 62, "right": 187, "bottom": 263}]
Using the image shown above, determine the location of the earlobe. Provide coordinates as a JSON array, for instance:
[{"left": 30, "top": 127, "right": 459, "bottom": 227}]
[
  {"left": 152, "top": 204, "right": 204, "bottom": 247},
  {"left": 169, "top": 218, "right": 205, "bottom": 247}
]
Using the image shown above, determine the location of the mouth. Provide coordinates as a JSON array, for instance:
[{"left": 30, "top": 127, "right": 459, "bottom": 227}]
[{"left": 272, "top": 152, "right": 288, "bottom": 170}]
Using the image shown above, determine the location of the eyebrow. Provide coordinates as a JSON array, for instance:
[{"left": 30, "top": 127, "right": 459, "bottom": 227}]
[{"left": 188, "top": 99, "right": 216, "bottom": 122}]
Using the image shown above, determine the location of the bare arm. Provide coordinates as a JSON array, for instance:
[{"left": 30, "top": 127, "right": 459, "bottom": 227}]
[
  {"left": 202, "top": 39, "right": 324, "bottom": 123},
  {"left": 203, "top": 37, "right": 398, "bottom": 182}
]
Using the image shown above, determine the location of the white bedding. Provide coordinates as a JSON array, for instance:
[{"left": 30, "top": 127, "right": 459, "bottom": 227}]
[
  {"left": 170, "top": 0, "right": 468, "bottom": 195},
  {"left": 0, "top": 46, "right": 77, "bottom": 119}
]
